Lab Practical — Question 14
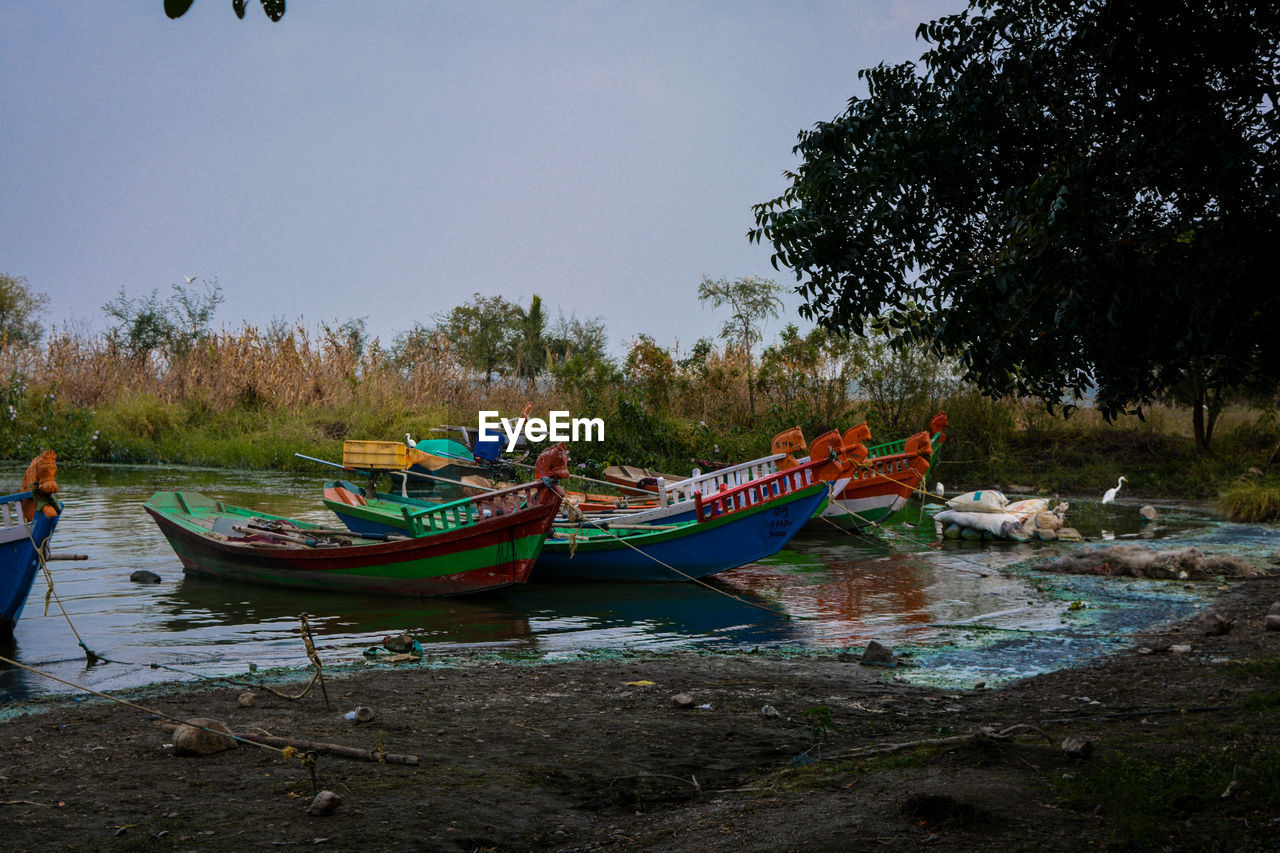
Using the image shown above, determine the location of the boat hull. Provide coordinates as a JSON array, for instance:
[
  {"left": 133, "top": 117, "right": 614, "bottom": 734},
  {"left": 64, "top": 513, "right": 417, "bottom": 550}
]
[
  {"left": 327, "top": 480, "right": 829, "bottom": 583},
  {"left": 816, "top": 432, "right": 940, "bottom": 529},
  {"left": 0, "top": 493, "right": 59, "bottom": 635},
  {"left": 537, "top": 483, "right": 828, "bottom": 581},
  {"left": 145, "top": 491, "right": 557, "bottom": 597}
]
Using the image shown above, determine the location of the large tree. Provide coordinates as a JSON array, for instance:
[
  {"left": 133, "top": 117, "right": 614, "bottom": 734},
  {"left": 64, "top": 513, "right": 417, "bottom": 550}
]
[{"left": 751, "top": 0, "right": 1279, "bottom": 452}]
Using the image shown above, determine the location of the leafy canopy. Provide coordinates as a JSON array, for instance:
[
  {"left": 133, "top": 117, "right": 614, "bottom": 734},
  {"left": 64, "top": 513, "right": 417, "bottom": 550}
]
[
  {"left": 751, "top": 0, "right": 1280, "bottom": 438},
  {"left": 0, "top": 273, "right": 49, "bottom": 346}
]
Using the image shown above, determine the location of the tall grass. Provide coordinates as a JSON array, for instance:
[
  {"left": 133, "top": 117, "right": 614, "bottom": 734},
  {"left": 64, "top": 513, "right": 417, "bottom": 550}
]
[{"left": 1, "top": 324, "right": 1277, "bottom": 504}]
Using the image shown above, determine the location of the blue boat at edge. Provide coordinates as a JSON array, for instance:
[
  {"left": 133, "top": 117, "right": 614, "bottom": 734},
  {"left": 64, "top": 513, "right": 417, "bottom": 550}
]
[{"left": 1, "top": 489, "right": 60, "bottom": 636}]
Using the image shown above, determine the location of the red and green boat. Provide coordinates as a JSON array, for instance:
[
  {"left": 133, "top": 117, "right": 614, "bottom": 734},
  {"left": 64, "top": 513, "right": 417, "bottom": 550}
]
[{"left": 144, "top": 476, "right": 562, "bottom": 597}]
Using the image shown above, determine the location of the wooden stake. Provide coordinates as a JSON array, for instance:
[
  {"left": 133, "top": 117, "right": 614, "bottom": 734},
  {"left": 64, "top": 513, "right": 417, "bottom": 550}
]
[{"left": 234, "top": 733, "right": 419, "bottom": 766}]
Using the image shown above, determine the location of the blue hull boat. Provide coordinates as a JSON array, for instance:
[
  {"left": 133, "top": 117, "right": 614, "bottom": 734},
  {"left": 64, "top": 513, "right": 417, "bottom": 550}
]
[
  {"left": 0, "top": 490, "right": 60, "bottom": 636},
  {"left": 324, "top": 463, "right": 829, "bottom": 582}
]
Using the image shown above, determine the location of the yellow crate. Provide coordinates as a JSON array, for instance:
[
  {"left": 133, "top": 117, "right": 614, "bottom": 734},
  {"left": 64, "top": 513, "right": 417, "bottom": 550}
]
[{"left": 342, "top": 440, "right": 409, "bottom": 470}]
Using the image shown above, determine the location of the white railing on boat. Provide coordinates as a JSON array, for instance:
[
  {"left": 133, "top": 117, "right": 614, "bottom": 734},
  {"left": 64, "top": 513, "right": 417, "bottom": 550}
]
[
  {"left": 0, "top": 491, "right": 33, "bottom": 545},
  {"left": 654, "top": 452, "right": 785, "bottom": 506}
]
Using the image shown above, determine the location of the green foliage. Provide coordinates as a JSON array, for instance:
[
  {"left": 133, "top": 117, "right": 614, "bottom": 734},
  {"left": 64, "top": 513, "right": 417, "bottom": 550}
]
[
  {"left": 1056, "top": 746, "right": 1280, "bottom": 847},
  {"left": 513, "top": 295, "right": 546, "bottom": 383},
  {"left": 388, "top": 324, "right": 451, "bottom": 377},
  {"left": 757, "top": 324, "right": 859, "bottom": 428},
  {"left": 850, "top": 333, "right": 958, "bottom": 438},
  {"left": 436, "top": 293, "right": 523, "bottom": 386},
  {"left": 0, "top": 273, "right": 49, "bottom": 346},
  {"left": 102, "top": 278, "right": 224, "bottom": 361},
  {"left": 802, "top": 705, "right": 835, "bottom": 742},
  {"left": 751, "top": 0, "right": 1280, "bottom": 453},
  {"left": 1218, "top": 483, "right": 1280, "bottom": 523},
  {"left": 697, "top": 275, "right": 784, "bottom": 415},
  {"left": 0, "top": 373, "right": 96, "bottom": 462},
  {"left": 623, "top": 335, "right": 675, "bottom": 412}
]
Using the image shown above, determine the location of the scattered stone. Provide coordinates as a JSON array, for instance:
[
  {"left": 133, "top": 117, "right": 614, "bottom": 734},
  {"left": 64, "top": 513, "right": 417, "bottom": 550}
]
[
  {"left": 1137, "top": 647, "right": 1154, "bottom": 655},
  {"left": 1221, "top": 779, "right": 1245, "bottom": 799},
  {"left": 761, "top": 705, "right": 780, "bottom": 718},
  {"left": 671, "top": 693, "right": 695, "bottom": 709},
  {"left": 1170, "top": 644, "right": 1192, "bottom": 654},
  {"left": 1056, "top": 528, "right": 1084, "bottom": 542},
  {"left": 171, "top": 717, "right": 237, "bottom": 756},
  {"left": 973, "top": 682, "right": 986, "bottom": 690},
  {"left": 1060, "top": 737, "right": 1094, "bottom": 759},
  {"left": 1198, "top": 611, "right": 1235, "bottom": 636},
  {"left": 1265, "top": 615, "right": 1280, "bottom": 632},
  {"left": 307, "top": 790, "right": 341, "bottom": 816},
  {"left": 237, "top": 691, "right": 257, "bottom": 708},
  {"left": 1268, "top": 601, "right": 1280, "bottom": 617},
  {"left": 861, "top": 640, "right": 897, "bottom": 667},
  {"left": 382, "top": 633, "right": 415, "bottom": 653},
  {"left": 1139, "top": 505, "right": 1159, "bottom": 521},
  {"left": 129, "top": 570, "right": 161, "bottom": 584}
]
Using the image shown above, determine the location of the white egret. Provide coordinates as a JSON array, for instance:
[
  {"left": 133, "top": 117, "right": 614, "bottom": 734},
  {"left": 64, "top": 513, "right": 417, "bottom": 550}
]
[
  {"left": 1102, "top": 475, "right": 1127, "bottom": 504},
  {"left": 935, "top": 482, "right": 945, "bottom": 498},
  {"left": 184, "top": 275, "right": 196, "bottom": 285},
  {"left": 405, "top": 433, "right": 415, "bottom": 447}
]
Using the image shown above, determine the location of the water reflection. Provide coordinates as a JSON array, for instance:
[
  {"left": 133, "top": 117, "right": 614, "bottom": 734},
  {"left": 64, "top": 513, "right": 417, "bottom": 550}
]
[{"left": 0, "top": 461, "right": 1250, "bottom": 702}]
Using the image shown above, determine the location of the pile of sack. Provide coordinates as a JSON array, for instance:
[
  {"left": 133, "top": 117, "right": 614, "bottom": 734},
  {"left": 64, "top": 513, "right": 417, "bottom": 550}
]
[{"left": 933, "top": 490, "right": 1082, "bottom": 542}]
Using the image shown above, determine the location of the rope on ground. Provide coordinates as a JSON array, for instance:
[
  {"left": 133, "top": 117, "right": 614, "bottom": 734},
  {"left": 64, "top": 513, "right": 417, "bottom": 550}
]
[
  {"left": 0, "top": 651, "right": 290, "bottom": 758},
  {"left": 548, "top": 483, "right": 807, "bottom": 621}
]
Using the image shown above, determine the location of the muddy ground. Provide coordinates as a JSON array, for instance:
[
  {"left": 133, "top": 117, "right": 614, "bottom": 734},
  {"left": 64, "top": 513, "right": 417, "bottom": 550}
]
[{"left": 4, "top": 574, "right": 1280, "bottom": 852}]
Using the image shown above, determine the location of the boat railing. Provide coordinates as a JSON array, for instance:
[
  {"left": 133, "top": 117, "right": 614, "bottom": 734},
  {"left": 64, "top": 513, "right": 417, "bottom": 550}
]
[
  {"left": 657, "top": 453, "right": 785, "bottom": 506},
  {"left": 0, "top": 491, "right": 31, "bottom": 528},
  {"left": 846, "top": 453, "right": 921, "bottom": 483},
  {"left": 694, "top": 461, "right": 819, "bottom": 522},
  {"left": 401, "top": 480, "right": 549, "bottom": 535},
  {"left": 866, "top": 430, "right": 945, "bottom": 460}
]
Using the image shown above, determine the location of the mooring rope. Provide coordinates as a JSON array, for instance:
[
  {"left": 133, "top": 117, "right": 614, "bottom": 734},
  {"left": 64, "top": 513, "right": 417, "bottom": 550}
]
[
  {"left": 812, "top": 473, "right": 997, "bottom": 579},
  {"left": 548, "top": 483, "right": 806, "bottom": 620},
  {"left": 22, "top": 514, "right": 101, "bottom": 665},
  {"left": 0, "top": 651, "right": 293, "bottom": 758}
]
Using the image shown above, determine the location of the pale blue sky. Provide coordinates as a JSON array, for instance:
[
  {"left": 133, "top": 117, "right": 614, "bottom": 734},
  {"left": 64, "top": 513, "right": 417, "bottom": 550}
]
[{"left": 2, "top": 1, "right": 963, "bottom": 354}]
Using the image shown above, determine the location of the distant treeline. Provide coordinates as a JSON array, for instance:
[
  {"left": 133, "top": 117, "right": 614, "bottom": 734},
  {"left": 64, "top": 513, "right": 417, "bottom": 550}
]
[{"left": 0, "top": 274, "right": 1276, "bottom": 502}]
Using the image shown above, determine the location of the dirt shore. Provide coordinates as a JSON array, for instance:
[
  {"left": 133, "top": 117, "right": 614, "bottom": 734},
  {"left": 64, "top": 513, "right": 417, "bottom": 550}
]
[{"left": 3, "top": 574, "right": 1280, "bottom": 852}]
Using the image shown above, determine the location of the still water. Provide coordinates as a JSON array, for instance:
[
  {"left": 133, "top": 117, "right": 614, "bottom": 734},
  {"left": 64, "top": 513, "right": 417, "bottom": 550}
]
[{"left": 1, "top": 462, "right": 1270, "bottom": 704}]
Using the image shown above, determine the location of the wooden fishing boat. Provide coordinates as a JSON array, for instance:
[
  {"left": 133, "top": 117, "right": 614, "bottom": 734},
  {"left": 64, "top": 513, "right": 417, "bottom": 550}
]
[
  {"left": 1, "top": 452, "right": 63, "bottom": 636},
  {"left": 324, "top": 460, "right": 831, "bottom": 582},
  {"left": 145, "top": 449, "right": 568, "bottom": 596},
  {"left": 586, "top": 414, "right": 947, "bottom": 530},
  {"left": 817, "top": 412, "right": 948, "bottom": 529}
]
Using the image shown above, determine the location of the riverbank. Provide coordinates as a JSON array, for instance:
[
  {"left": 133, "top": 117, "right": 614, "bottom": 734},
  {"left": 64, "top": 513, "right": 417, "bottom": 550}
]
[{"left": 3, "top": 573, "right": 1279, "bottom": 852}]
